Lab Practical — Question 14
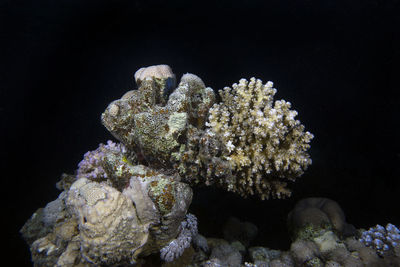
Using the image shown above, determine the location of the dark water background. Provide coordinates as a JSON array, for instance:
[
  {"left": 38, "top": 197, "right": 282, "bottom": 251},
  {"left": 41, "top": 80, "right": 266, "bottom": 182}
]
[{"left": 2, "top": 0, "right": 399, "bottom": 265}]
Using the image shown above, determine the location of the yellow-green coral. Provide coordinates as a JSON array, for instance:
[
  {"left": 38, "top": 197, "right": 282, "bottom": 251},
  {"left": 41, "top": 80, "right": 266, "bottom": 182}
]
[
  {"left": 207, "top": 77, "right": 313, "bottom": 200},
  {"left": 102, "top": 70, "right": 215, "bottom": 168}
]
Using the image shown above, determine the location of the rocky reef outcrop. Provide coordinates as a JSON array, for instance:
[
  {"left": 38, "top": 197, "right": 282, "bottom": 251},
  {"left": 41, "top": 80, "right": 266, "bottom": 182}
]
[{"left": 21, "top": 64, "right": 316, "bottom": 266}]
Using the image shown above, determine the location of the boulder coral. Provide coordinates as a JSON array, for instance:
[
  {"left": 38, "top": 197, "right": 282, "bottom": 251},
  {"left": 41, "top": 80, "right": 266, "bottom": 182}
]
[{"left": 287, "top": 197, "right": 356, "bottom": 240}]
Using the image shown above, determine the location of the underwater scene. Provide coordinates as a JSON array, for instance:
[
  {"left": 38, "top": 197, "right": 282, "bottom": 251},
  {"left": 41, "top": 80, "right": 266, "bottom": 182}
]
[{"left": 4, "top": 1, "right": 399, "bottom": 266}]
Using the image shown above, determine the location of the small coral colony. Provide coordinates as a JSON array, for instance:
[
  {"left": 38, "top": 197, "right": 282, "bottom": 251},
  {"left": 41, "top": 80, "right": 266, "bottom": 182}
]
[{"left": 21, "top": 65, "right": 399, "bottom": 266}]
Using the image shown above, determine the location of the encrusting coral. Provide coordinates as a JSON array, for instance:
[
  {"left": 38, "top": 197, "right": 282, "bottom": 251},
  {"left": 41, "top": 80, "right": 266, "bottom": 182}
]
[
  {"left": 21, "top": 64, "right": 314, "bottom": 266},
  {"left": 101, "top": 68, "right": 215, "bottom": 168}
]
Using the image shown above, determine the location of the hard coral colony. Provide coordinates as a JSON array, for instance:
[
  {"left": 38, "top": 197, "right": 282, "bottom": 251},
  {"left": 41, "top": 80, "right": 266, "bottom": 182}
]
[{"left": 21, "top": 64, "right": 313, "bottom": 266}]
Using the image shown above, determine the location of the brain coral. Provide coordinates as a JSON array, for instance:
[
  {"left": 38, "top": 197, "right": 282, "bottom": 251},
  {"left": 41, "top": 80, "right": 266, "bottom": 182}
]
[
  {"left": 66, "top": 178, "right": 150, "bottom": 265},
  {"left": 207, "top": 77, "right": 313, "bottom": 199}
]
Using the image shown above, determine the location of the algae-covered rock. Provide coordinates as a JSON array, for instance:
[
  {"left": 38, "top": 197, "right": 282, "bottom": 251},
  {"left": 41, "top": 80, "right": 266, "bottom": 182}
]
[
  {"left": 249, "top": 246, "right": 282, "bottom": 263},
  {"left": 102, "top": 67, "right": 215, "bottom": 168}
]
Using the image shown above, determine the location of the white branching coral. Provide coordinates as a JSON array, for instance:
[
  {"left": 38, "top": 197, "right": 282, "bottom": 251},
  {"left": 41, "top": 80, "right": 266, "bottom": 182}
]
[{"left": 207, "top": 77, "right": 313, "bottom": 200}]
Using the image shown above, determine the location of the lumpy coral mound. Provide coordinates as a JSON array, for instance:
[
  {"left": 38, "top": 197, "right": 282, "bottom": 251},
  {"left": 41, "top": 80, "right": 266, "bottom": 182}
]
[
  {"left": 101, "top": 66, "right": 313, "bottom": 200},
  {"left": 21, "top": 65, "right": 314, "bottom": 267},
  {"left": 207, "top": 77, "right": 313, "bottom": 200}
]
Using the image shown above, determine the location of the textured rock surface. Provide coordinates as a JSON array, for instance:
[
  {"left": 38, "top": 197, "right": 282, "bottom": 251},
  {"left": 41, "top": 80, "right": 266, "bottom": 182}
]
[
  {"left": 66, "top": 178, "right": 150, "bottom": 264},
  {"left": 222, "top": 216, "right": 258, "bottom": 247},
  {"left": 209, "top": 243, "right": 242, "bottom": 267},
  {"left": 249, "top": 246, "right": 282, "bottom": 263},
  {"left": 287, "top": 197, "right": 356, "bottom": 240},
  {"left": 285, "top": 198, "right": 400, "bottom": 267},
  {"left": 290, "top": 239, "right": 321, "bottom": 265},
  {"left": 42, "top": 191, "right": 68, "bottom": 227},
  {"left": 192, "top": 233, "right": 209, "bottom": 253},
  {"left": 102, "top": 71, "right": 215, "bottom": 168},
  {"left": 20, "top": 208, "right": 54, "bottom": 246},
  {"left": 22, "top": 164, "right": 193, "bottom": 266}
]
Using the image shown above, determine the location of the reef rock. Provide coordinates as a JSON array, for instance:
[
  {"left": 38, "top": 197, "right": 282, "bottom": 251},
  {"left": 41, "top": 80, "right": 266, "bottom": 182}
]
[
  {"left": 21, "top": 65, "right": 317, "bottom": 265},
  {"left": 66, "top": 178, "right": 150, "bottom": 265},
  {"left": 102, "top": 68, "right": 215, "bottom": 168},
  {"left": 287, "top": 197, "right": 356, "bottom": 240},
  {"left": 102, "top": 65, "right": 313, "bottom": 200},
  {"left": 222, "top": 216, "right": 258, "bottom": 247},
  {"left": 209, "top": 243, "right": 242, "bottom": 267},
  {"left": 21, "top": 164, "right": 194, "bottom": 266}
]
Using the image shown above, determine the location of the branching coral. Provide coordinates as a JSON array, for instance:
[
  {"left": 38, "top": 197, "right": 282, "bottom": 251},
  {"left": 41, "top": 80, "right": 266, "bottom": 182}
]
[
  {"left": 160, "top": 213, "right": 198, "bottom": 262},
  {"left": 21, "top": 65, "right": 315, "bottom": 266},
  {"left": 207, "top": 77, "right": 313, "bottom": 199},
  {"left": 359, "top": 223, "right": 400, "bottom": 256}
]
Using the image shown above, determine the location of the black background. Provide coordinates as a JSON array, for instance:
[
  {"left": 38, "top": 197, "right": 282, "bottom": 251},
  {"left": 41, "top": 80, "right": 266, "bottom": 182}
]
[{"left": 2, "top": 0, "right": 400, "bottom": 266}]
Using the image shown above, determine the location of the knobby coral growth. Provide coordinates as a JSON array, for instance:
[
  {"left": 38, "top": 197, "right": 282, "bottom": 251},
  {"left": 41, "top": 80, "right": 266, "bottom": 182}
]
[
  {"left": 21, "top": 65, "right": 313, "bottom": 266},
  {"left": 359, "top": 223, "right": 400, "bottom": 256},
  {"left": 206, "top": 77, "right": 313, "bottom": 199}
]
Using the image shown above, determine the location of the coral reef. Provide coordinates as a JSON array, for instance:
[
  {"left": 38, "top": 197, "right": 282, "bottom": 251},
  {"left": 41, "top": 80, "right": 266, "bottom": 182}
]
[
  {"left": 21, "top": 166, "right": 193, "bottom": 266},
  {"left": 102, "top": 65, "right": 312, "bottom": 199},
  {"left": 21, "top": 64, "right": 317, "bottom": 265},
  {"left": 179, "top": 199, "right": 399, "bottom": 267}
]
